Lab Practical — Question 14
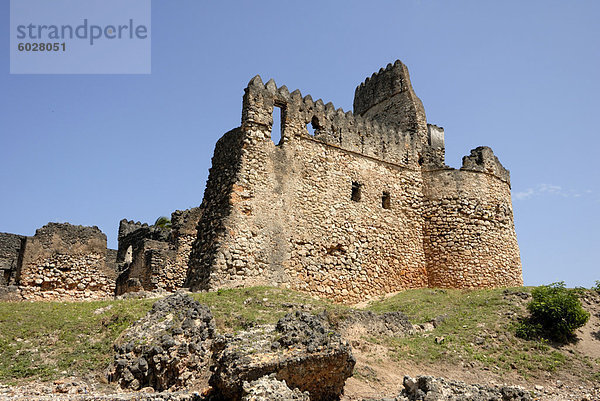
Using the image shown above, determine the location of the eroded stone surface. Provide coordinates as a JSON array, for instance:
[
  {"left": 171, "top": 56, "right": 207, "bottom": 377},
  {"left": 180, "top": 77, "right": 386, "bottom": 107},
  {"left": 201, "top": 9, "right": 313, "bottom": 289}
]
[
  {"left": 210, "top": 311, "right": 355, "bottom": 401},
  {"left": 108, "top": 293, "right": 215, "bottom": 391}
]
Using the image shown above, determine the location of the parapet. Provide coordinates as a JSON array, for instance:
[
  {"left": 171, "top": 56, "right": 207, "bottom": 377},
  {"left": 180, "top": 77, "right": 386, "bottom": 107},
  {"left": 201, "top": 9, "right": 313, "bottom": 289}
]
[
  {"left": 461, "top": 146, "right": 511, "bottom": 185},
  {"left": 241, "top": 74, "right": 420, "bottom": 167}
]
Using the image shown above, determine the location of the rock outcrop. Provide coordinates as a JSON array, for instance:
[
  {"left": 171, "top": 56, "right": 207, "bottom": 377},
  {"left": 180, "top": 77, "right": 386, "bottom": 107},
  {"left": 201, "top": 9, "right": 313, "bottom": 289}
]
[
  {"left": 210, "top": 311, "right": 355, "bottom": 401},
  {"left": 108, "top": 293, "right": 215, "bottom": 391}
]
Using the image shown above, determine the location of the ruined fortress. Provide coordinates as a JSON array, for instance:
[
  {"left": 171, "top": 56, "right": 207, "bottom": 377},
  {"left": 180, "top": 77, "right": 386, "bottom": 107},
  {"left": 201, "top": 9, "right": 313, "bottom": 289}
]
[{"left": 0, "top": 61, "right": 523, "bottom": 303}]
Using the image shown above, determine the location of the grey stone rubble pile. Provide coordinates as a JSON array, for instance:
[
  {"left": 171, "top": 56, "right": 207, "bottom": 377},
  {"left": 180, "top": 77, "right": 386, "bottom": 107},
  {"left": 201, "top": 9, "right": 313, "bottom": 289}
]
[
  {"left": 365, "top": 375, "right": 531, "bottom": 401},
  {"left": 107, "top": 292, "right": 215, "bottom": 391},
  {"left": 210, "top": 310, "right": 355, "bottom": 401},
  {"left": 241, "top": 375, "right": 310, "bottom": 401}
]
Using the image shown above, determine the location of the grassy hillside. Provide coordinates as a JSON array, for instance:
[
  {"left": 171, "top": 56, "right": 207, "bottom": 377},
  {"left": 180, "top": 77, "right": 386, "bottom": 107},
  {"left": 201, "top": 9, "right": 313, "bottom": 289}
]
[{"left": 0, "top": 286, "right": 598, "bottom": 387}]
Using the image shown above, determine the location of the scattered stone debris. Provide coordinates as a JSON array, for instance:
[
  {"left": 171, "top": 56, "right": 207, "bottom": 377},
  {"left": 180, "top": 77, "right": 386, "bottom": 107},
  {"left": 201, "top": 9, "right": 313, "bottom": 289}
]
[
  {"left": 241, "top": 374, "right": 310, "bottom": 401},
  {"left": 107, "top": 292, "right": 215, "bottom": 391},
  {"left": 364, "top": 375, "right": 531, "bottom": 401},
  {"left": 210, "top": 310, "right": 355, "bottom": 401}
]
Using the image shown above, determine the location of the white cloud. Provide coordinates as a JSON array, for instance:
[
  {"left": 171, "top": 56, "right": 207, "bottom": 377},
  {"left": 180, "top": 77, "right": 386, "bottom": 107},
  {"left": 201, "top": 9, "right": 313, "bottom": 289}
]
[
  {"left": 514, "top": 184, "right": 593, "bottom": 201},
  {"left": 514, "top": 188, "right": 534, "bottom": 200}
]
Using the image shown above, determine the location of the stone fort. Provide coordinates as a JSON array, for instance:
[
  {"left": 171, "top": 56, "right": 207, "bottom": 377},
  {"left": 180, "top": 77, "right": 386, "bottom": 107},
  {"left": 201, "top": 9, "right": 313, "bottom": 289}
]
[{"left": 0, "top": 60, "right": 522, "bottom": 303}]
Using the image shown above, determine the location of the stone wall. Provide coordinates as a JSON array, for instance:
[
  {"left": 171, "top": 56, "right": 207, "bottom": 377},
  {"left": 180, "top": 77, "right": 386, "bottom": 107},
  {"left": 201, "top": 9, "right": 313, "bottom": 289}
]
[
  {"left": 186, "top": 69, "right": 429, "bottom": 302},
  {"left": 17, "top": 223, "right": 116, "bottom": 300},
  {"left": 186, "top": 59, "right": 523, "bottom": 303},
  {"left": 0, "top": 232, "right": 25, "bottom": 286},
  {"left": 1, "top": 60, "right": 523, "bottom": 303},
  {"left": 171, "top": 207, "right": 203, "bottom": 285}
]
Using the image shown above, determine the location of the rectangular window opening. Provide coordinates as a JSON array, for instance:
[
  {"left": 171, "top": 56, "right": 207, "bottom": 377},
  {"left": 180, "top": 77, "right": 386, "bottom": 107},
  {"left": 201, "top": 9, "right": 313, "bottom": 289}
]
[
  {"left": 382, "top": 191, "right": 391, "bottom": 209},
  {"left": 351, "top": 182, "right": 362, "bottom": 202},
  {"left": 271, "top": 105, "right": 284, "bottom": 145}
]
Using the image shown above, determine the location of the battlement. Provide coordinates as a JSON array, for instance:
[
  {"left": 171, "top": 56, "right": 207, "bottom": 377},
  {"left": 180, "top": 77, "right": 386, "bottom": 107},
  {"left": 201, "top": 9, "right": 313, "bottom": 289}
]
[
  {"left": 241, "top": 75, "right": 420, "bottom": 167},
  {"left": 1, "top": 59, "right": 522, "bottom": 303},
  {"left": 118, "top": 219, "right": 149, "bottom": 240},
  {"left": 186, "top": 59, "right": 523, "bottom": 302}
]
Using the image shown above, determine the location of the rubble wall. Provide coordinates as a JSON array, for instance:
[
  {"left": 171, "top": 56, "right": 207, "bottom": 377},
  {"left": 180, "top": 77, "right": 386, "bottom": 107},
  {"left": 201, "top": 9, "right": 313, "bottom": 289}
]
[{"left": 18, "top": 223, "right": 116, "bottom": 300}]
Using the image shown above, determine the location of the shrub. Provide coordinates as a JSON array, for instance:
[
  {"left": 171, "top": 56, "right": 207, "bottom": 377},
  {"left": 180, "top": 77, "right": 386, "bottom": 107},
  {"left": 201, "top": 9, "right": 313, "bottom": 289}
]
[
  {"left": 592, "top": 281, "right": 600, "bottom": 292},
  {"left": 516, "top": 282, "right": 589, "bottom": 343}
]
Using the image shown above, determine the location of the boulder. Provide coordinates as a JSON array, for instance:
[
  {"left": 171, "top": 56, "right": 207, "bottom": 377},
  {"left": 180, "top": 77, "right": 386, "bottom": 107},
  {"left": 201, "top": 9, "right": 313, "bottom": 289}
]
[
  {"left": 210, "top": 311, "right": 355, "bottom": 401},
  {"left": 108, "top": 292, "right": 215, "bottom": 391}
]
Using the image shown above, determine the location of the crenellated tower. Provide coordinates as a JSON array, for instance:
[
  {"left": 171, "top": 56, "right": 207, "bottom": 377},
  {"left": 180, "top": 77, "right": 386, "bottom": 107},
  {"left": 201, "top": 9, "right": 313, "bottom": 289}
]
[{"left": 185, "top": 60, "right": 523, "bottom": 302}]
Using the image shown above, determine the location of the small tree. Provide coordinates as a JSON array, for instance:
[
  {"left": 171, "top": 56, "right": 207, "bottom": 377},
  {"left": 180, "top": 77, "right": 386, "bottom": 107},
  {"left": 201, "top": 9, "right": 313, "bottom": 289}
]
[
  {"left": 593, "top": 281, "right": 600, "bottom": 293},
  {"left": 154, "top": 216, "right": 172, "bottom": 229},
  {"left": 516, "top": 282, "right": 590, "bottom": 343}
]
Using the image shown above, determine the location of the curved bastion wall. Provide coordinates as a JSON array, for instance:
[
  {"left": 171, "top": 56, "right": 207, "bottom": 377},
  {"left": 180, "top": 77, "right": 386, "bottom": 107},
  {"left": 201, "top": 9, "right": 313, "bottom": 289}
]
[{"left": 422, "top": 154, "right": 522, "bottom": 289}]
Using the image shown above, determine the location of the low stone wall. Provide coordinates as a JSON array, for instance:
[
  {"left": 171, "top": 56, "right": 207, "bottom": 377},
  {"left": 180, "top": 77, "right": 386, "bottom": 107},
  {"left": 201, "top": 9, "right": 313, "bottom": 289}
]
[{"left": 18, "top": 223, "right": 116, "bottom": 300}]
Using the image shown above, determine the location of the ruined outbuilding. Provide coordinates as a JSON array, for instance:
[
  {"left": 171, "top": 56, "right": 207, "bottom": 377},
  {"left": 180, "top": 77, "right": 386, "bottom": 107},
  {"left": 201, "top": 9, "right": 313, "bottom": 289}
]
[
  {"left": 1, "top": 223, "right": 117, "bottom": 300},
  {"left": 115, "top": 207, "right": 202, "bottom": 295},
  {"left": 185, "top": 60, "right": 523, "bottom": 302}
]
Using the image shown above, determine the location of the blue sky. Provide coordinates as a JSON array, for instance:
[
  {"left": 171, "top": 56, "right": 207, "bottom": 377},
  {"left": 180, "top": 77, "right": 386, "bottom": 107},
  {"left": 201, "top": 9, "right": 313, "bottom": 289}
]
[{"left": 1, "top": 1, "right": 598, "bottom": 287}]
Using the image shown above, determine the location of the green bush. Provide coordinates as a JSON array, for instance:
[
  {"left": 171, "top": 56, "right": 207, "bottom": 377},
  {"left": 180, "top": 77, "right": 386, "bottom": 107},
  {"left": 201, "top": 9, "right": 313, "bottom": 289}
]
[
  {"left": 516, "top": 282, "right": 590, "bottom": 343},
  {"left": 592, "top": 281, "right": 600, "bottom": 292}
]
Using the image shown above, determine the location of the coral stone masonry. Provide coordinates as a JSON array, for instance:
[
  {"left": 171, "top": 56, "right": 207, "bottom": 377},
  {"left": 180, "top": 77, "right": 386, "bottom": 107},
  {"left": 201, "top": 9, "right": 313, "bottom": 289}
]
[
  {"left": 185, "top": 60, "right": 523, "bottom": 302},
  {"left": 0, "top": 60, "right": 523, "bottom": 302},
  {"left": 18, "top": 223, "right": 116, "bottom": 300}
]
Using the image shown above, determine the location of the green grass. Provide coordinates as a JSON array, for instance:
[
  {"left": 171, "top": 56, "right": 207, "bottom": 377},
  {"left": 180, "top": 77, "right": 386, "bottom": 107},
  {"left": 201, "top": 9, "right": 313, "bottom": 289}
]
[
  {"left": 0, "top": 298, "right": 156, "bottom": 383},
  {"left": 190, "top": 286, "right": 346, "bottom": 332},
  {"left": 0, "top": 286, "right": 594, "bottom": 385},
  {"left": 0, "top": 287, "right": 343, "bottom": 383},
  {"left": 364, "top": 287, "right": 579, "bottom": 378}
]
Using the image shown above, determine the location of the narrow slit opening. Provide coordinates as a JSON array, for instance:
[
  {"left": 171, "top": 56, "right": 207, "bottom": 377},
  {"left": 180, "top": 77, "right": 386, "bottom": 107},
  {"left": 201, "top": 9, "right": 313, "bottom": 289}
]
[{"left": 351, "top": 182, "right": 362, "bottom": 202}]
